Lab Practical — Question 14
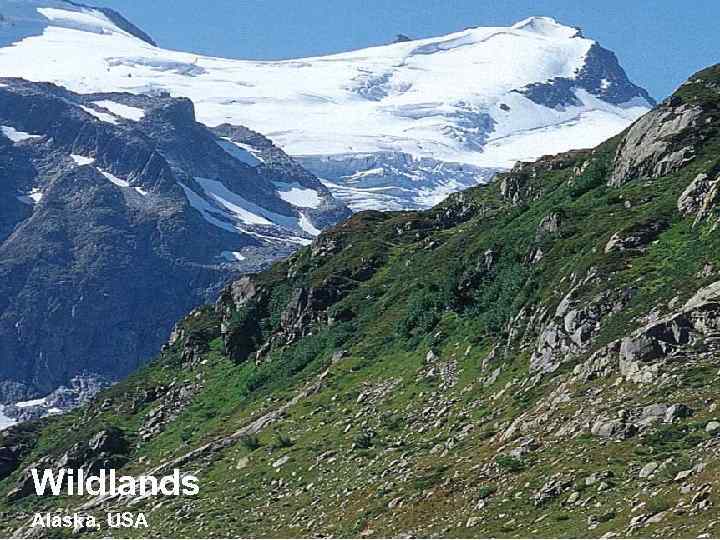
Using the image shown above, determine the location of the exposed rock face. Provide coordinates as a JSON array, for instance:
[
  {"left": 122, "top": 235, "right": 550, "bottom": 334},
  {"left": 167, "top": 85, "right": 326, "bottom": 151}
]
[
  {"left": 499, "top": 150, "right": 586, "bottom": 207},
  {"left": 609, "top": 101, "right": 703, "bottom": 186},
  {"left": 604, "top": 220, "right": 667, "bottom": 253},
  {"left": 530, "top": 272, "right": 633, "bottom": 373},
  {"left": 2, "top": 375, "right": 106, "bottom": 425},
  {"left": 519, "top": 43, "right": 654, "bottom": 108},
  {"left": 0, "top": 78, "right": 349, "bottom": 402},
  {"left": 536, "top": 212, "right": 562, "bottom": 237},
  {"left": 7, "top": 427, "right": 129, "bottom": 501},
  {"left": 678, "top": 171, "right": 720, "bottom": 227},
  {"left": 576, "top": 280, "right": 720, "bottom": 384},
  {"left": 210, "top": 124, "right": 350, "bottom": 228}
]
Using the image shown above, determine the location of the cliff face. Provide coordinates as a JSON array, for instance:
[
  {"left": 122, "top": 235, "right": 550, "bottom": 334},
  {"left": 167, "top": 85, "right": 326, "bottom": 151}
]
[
  {"left": 1, "top": 65, "right": 719, "bottom": 538},
  {"left": 0, "top": 78, "right": 349, "bottom": 403}
]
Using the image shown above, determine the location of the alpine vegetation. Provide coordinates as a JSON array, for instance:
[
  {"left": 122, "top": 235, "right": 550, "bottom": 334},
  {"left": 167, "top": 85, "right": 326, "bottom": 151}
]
[{"left": 1, "top": 63, "right": 719, "bottom": 538}]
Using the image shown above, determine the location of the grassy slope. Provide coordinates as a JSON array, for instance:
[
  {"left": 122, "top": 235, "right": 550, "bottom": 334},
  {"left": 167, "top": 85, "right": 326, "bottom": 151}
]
[{"left": 1, "top": 66, "right": 720, "bottom": 538}]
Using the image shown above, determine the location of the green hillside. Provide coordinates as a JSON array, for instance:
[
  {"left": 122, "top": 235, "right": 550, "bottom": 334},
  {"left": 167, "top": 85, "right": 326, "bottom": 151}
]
[{"left": 1, "top": 64, "right": 720, "bottom": 539}]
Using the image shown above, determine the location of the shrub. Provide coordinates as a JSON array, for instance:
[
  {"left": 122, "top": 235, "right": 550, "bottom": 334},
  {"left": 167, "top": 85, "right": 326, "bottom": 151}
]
[
  {"left": 496, "top": 455, "right": 525, "bottom": 473},
  {"left": 353, "top": 432, "right": 373, "bottom": 449},
  {"left": 240, "top": 434, "right": 261, "bottom": 451},
  {"left": 646, "top": 495, "right": 673, "bottom": 515},
  {"left": 272, "top": 433, "right": 294, "bottom": 449},
  {"left": 477, "top": 485, "right": 497, "bottom": 498}
]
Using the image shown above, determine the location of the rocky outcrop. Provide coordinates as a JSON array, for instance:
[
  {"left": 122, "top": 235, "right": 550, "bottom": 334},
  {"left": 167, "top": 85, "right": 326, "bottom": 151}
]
[
  {"left": 604, "top": 220, "right": 667, "bottom": 253},
  {"left": 8, "top": 427, "right": 129, "bottom": 501},
  {"left": 576, "top": 281, "right": 720, "bottom": 383},
  {"left": 530, "top": 273, "right": 633, "bottom": 373},
  {"left": 609, "top": 100, "right": 703, "bottom": 186},
  {"left": 536, "top": 212, "right": 562, "bottom": 238},
  {"left": 499, "top": 151, "right": 587, "bottom": 207},
  {"left": 518, "top": 43, "right": 654, "bottom": 108},
  {"left": 678, "top": 170, "right": 720, "bottom": 227}
]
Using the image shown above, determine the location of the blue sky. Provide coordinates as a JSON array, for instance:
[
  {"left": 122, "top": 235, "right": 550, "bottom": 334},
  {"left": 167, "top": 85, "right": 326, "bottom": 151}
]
[{"left": 91, "top": 0, "right": 718, "bottom": 100}]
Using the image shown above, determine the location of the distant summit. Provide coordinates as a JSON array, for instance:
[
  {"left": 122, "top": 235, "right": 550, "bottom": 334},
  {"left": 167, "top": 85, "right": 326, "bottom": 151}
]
[
  {"left": 0, "top": 2, "right": 654, "bottom": 213},
  {"left": 0, "top": 0, "right": 155, "bottom": 47}
]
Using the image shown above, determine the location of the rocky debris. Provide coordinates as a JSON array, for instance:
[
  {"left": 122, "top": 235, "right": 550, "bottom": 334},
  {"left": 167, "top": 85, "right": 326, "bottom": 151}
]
[
  {"left": 78, "top": 371, "right": 329, "bottom": 513},
  {"left": 355, "top": 378, "right": 401, "bottom": 407},
  {"left": 604, "top": 220, "right": 666, "bottom": 254},
  {"left": 536, "top": 212, "right": 562, "bottom": 237},
  {"left": 139, "top": 383, "right": 200, "bottom": 441},
  {"left": 678, "top": 170, "right": 720, "bottom": 227},
  {"left": 8, "top": 427, "right": 128, "bottom": 501},
  {"left": 706, "top": 421, "right": 720, "bottom": 433},
  {"left": 533, "top": 475, "right": 573, "bottom": 506},
  {"left": 272, "top": 455, "right": 290, "bottom": 469},
  {"left": 509, "top": 437, "right": 540, "bottom": 458},
  {"left": 419, "top": 351, "right": 458, "bottom": 389},
  {"left": 609, "top": 101, "right": 702, "bottom": 186},
  {"left": 590, "top": 416, "right": 636, "bottom": 439},
  {"left": 664, "top": 403, "right": 693, "bottom": 423},
  {"left": 530, "top": 273, "right": 632, "bottom": 373},
  {"left": 2, "top": 375, "right": 107, "bottom": 425},
  {"left": 585, "top": 470, "right": 614, "bottom": 488},
  {"left": 639, "top": 461, "right": 659, "bottom": 479}
]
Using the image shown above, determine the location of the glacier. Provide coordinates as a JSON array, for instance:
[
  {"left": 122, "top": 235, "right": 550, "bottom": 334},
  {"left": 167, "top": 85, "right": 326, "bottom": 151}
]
[{"left": 0, "top": 2, "right": 654, "bottom": 210}]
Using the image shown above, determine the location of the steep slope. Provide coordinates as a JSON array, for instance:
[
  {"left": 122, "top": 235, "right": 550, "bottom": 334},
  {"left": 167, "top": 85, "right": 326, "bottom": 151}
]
[
  {"left": 0, "top": 1, "right": 653, "bottom": 210},
  {"left": 0, "top": 77, "right": 349, "bottom": 411},
  {"left": 0, "top": 65, "right": 718, "bottom": 538}
]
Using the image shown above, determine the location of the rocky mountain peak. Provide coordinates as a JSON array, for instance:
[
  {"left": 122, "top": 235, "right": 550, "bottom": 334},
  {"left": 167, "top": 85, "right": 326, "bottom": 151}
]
[
  {"left": 0, "top": 0, "right": 155, "bottom": 47},
  {"left": 510, "top": 16, "right": 582, "bottom": 39},
  {"left": 0, "top": 4, "right": 653, "bottom": 211}
]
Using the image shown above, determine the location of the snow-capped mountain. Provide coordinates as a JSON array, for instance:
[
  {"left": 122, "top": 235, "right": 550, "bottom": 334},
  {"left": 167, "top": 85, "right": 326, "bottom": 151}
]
[
  {"left": 0, "top": 2, "right": 654, "bottom": 210},
  {"left": 0, "top": 77, "right": 348, "bottom": 407}
]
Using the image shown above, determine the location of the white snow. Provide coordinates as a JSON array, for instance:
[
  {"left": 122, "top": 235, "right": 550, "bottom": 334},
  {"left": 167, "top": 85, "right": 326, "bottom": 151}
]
[
  {"left": 71, "top": 154, "right": 95, "bottom": 165},
  {"left": 17, "top": 187, "right": 43, "bottom": 205},
  {"left": 98, "top": 167, "right": 129, "bottom": 187},
  {"left": 0, "top": 7, "right": 653, "bottom": 209},
  {"left": 1, "top": 125, "right": 42, "bottom": 142},
  {"left": 0, "top": 12, "right": 651, "bottom": 166},
  {"left": 221, "top": 251, "right": 246, "bottom": 262},
  {"left": 181, "top": 177, "right": 321, "bottom": 241},
  {"left": 36, "top": 6, "right": 129, "bottom": 37},
  {"left": 298, "top": 212, "right": 321, "bottom": 236},
  {"left": 79, "top": 105, "right": 118, "bottom": 124},
  {"left": 275, "top": 184, "right": 323, "bottom": 208},
  {"left": 92, "top": 99, "right": 145, "bottom": 121},
  {"left": 195, "top": 177, "right": 274, "bottom": 226},
  {"left": 98, "top": 167, "right": 146, "bottom": 194},
  {"left": 179, "top": 181, "right": 239, "bottom": 234},
  {"left": 15, "top": 397, "right": 46, "bottom": 408},
  {"left": 217, "top": 139, "right": 262, "bottom": 166},
  {"left": 0, "top": 406, "right": 15, "bottom": 431}
]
